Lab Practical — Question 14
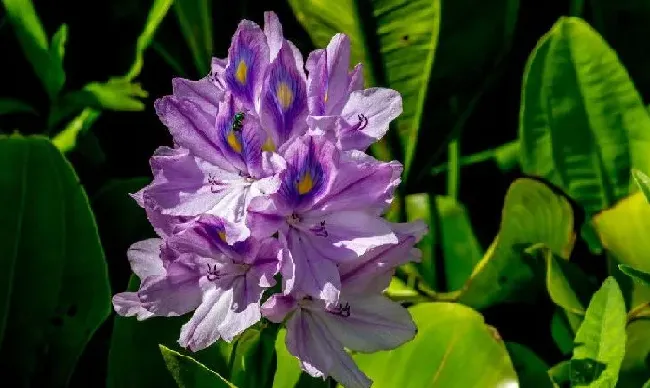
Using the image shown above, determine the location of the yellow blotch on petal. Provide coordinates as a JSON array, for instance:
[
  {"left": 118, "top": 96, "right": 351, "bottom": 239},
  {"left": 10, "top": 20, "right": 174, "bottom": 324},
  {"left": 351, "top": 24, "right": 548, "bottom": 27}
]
[
  {"left": 235, "top": 60, "right": 247, "bottom": 85},
  {"left": 218, "top": 231, "right": 227, "bottom": 242},
  {"left": 262, "top": 136, "right": 276, "bottom": 152},
  {"left": 276, "top": 82, "right": 293, "bottom": 110},
  {"left": 324, "top": 89, "right": 329, "bottom": 103},
  {"left": 227, "top": 130, "right": 242, "bottom": 153},
  {"left": 297, "top": 172, "right": 314, "bottom": 195}
]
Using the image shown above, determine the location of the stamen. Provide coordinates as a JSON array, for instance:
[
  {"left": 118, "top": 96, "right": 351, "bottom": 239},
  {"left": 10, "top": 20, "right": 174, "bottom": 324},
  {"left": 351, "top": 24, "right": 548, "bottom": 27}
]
[
  {"left": 207, "top": 173, "right": 226, "bottom": 193},
  {"left": 329, "top": 302, "right": 351, "bottom": 317},
  {"left": 207, "top": 264, "right": 221, "bottom": 281},
  {"left": 309, "top": 220, "right": 328, "bottom": 237},
  {"left": 353, "top": 113, "right": 368, "bottom": 131},
  {"left": 287, "top": 213, "right": 302, "bottom": 228}
]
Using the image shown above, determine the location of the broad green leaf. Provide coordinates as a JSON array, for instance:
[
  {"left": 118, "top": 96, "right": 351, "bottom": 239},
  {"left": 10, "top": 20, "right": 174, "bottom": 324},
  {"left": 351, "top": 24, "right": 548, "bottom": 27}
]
[
  {"left": 2, "top": 0, "right": 65, "bottom": 99},
  {"left": 632, "top": 169, "right": 650, "bottom": 203},
  {"left": 160, "top": 345, "right": 236, "bottom": 388},
  {"left": 107, "top": 276, "right": 231, "bottom": 388},
  {"left": 272, "top": 329, "right": 300, "bottom": 388},
  {"left": 571, "top": 277, "right": 626, "bottom": 387},
  {"left": 519, "top": 17, "right": 650, "bottom": 215},
  {"left": 125, "top": 0, "right": 174, "bottom": 81},
  {"left": 173, "top": 0, "right": 212, "bottom": 75},
  {"left": 506, "top": 342, "right": 553, "bottom": 388},
  {"left": 619, "top": 264, "right": 650, "bottom": 288},
  {"left": 0, "top": 135, "right": 110, "bottom": 385},
  {"left": 354, "top": 303, "right": 517, "bottom": 387},
  {"left": 288, "top": 0, "right": 441, "bottom": 175},
  {"left": 0, "top": 98, "right": 37, "bottom": 116},
  {"left": 593, "top": 192, "right": 650, "bottom": 307},
  {"left": 458, "top": 178, "right": 576, "bottom": 308},
  {"left": 229, "top": 325, "right": 278, "bottom": 388}
]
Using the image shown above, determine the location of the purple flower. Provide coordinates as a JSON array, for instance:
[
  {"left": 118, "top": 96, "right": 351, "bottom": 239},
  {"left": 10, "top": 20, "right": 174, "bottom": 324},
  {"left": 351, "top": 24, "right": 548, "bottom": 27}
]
[
  {"left": 139, "top": 94, "right": 284, "bottom": 242},
  {"left": 248, "top": 134, "right": 402, "bottom": 304},
  {"left": 112, "top": 238, "right": 204, "bottom": 321},
  {"left": 168, "top": 215, "right": 282, "bottom": 351},
  {"left": 305, "top": 34, "right": 402, "bottom": 151},
  {"left": 260, "top": 222, "right": 425, "bottom": 388}
]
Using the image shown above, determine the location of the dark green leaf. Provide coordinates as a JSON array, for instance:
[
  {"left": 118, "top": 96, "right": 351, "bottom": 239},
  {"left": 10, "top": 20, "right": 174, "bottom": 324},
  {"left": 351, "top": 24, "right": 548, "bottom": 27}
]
[
  {"left": 160, "top": 345, "right": 236, "bottom": 388},
  {"left": 1, "top": 0, "right": 65, "bottom": 99},
  {"left": 107, "top": 276, "right": 231, "bottom": 388},
  {"left": 0, "top": 135, "right": 110, "bottom": 385},
  {"left": 0, "top": 98, "right": 38, "bottom": 116},
  {"left": 354, "top": 303, "right": 517, "bottom": 387},
  {"left": 173, "top": 0, "right": 212, "bottom": 75},
  {"left": 505, "top": 342, "right": 553, "bottom": 388},
  {"left": 551, "top": 310, "right": 576, "bottom": 356},
  {"left": 50, "top": 24, "right": 68, "bottom": 67},
  {"left": 458, "top": 178, "right": 576, "bottom": 308},
  {"left": 519, "top": 16, "right": 650, "bottom": 215},
  {"left": 571, "top": 277, "right": 626, "bottom": 387}
]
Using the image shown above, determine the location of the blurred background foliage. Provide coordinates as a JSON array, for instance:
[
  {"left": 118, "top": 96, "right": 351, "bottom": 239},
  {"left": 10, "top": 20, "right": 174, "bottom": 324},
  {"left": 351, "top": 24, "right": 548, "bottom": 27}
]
[{"left": 4, "top": 0, "right": 650, "bottom": 386}]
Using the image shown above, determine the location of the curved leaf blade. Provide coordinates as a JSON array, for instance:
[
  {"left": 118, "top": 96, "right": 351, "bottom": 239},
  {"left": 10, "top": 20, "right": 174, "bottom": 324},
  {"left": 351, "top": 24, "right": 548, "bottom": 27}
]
[
  {"left": 519, "top": 16, "right": 650, "bottom": 215},
  {"left": 354, "top": 303, "right": 518, "bottom": 387},
  {"left": 0, "top": 135, "right": 110, "bottom": 385},
  {"left": 619, "top": 264, "right": 650, "bottom": 288},
  {"left": 458, "top": 178, "right": 576, "bottom": 308}
]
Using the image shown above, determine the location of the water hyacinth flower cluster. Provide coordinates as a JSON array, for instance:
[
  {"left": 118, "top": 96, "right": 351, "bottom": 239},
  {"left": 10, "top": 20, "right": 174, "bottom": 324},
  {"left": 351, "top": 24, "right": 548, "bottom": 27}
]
[{"left": 113, "top": 11, "right": 427, "bottom": 388}]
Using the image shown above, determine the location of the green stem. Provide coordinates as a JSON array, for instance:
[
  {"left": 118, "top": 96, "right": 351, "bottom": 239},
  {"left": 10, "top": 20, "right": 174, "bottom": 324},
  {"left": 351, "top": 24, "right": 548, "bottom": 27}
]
[
  {"left": 432, "top": 147, "right": 497, "bottom": 175},
  {"left": 447, "top": 138, "right": 460, "bottom": 199},
  {"left": 627, "top": 302, "right": 650, "bottom": 324}
]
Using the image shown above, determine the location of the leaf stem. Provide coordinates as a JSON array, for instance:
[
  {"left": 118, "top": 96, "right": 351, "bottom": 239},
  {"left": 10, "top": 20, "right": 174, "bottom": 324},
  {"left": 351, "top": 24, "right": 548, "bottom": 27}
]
[
  {"left": 627, "top": 302, "right": 650, "bottom": 324},
  {"left": 447, "top": 138, "right": 460, "bottom": 198}
]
